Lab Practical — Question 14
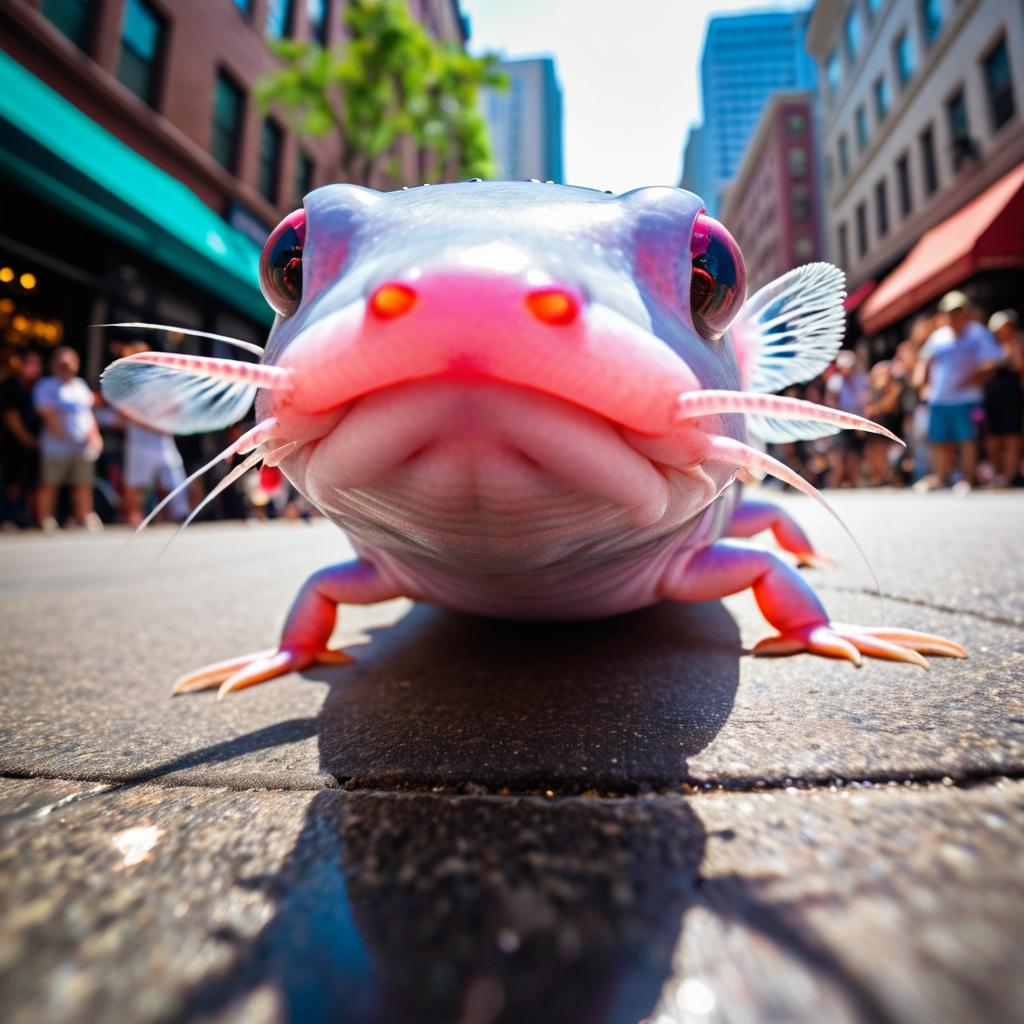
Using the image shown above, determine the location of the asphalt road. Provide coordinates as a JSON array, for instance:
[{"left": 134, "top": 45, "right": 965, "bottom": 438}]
[{"left": 1, "top": 489, "right": 1022, "bottom": 1023}]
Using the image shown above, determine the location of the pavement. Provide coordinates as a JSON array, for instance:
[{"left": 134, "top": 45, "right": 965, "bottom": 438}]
[{"left": 0, "top": 489, "right": 1022, "bottom": 1023}]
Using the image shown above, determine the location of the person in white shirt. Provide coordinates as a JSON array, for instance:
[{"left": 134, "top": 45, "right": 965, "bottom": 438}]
[
  {"left": 33, "top": 347, "right": 103, "bottom": 533},
  {"left": 914, "top": 291, "right": 1004, "bottom": 490}
]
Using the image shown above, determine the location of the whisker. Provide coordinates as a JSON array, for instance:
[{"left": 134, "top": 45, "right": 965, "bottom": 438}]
[
  {"left": 704, "top": 434, "right": 884, "bottom": 621},
  {"left": 155, "top": 442, "right": 294, "bottom": 561},
  {"left": 676, "top": 390, "right": 903, "bottom": 444},
  {"left": 97, "top": 323, "right": 264, "bottom": 357},
  {"left": 120, "top": 352, "right": 292, "bottom": 392},
  {"left": 108, "top": 419, "right": 284, "bottom": 561}
]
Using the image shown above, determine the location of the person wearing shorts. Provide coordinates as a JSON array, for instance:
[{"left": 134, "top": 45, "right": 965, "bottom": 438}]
[
  {"left": 33, "top": 347, "right": 103, "bottom": 532},
  {"left": 915, "top": 292, "right": 1004, "bottom": 489},
  {"left": 122, "top": 418, "right": 189, "bottom": 525}
]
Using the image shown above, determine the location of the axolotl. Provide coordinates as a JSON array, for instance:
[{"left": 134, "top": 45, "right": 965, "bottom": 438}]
[{"left": 102, "top": 181, "right": 964, "bottom": 698}]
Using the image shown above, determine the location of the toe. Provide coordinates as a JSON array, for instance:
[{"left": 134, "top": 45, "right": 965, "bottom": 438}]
[
  {"left": 172, "top": 650, "right": 277, "bottom": 695},
  {"left": 217, "top": 649, "right": 302, "bottom": 699},
  {"left": 834, "top": 625, "right": 966, "bottom": 659},
  {"left": 845, "top": 632, "right": 929, "bottom": 668},
  {"left": 804, "top": 625, "right": 862, "bottom": 665}
]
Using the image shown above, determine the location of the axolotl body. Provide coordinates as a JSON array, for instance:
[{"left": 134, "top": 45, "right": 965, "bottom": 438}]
[{"left": 102, "top": 181, "right": 964, "bottom": 696}]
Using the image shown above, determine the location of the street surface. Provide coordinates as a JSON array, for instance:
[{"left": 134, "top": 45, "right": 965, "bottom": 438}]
[{"left": 0, "top": 489, "right": 1022, "bottom": 1023}]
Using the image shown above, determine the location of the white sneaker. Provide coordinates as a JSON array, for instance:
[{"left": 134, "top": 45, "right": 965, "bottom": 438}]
[
  {"left": 40, "top": 517, "right": 59, "bottom": 535},
  {"left": 83, "top": 512, "right": 104, "bottom": 532}
]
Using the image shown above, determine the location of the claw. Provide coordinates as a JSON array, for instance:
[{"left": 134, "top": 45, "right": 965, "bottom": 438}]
[
  {"left": 172, "top": 650, "right": 277, "bottom": 694},
  {"left": 833, "top": 625, "right": 967, "bottom": 659},
  {"left": 218, "top": 649, "right": 303, "bottom": 699},
  {"left": 752, "top": 621, "right": 964, "bottom": 667},
  {"left": 172, "top": 645, "right": 356, "bottom": 699}
]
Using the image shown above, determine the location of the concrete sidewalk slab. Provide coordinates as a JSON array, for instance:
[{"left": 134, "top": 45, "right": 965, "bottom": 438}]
[
  {"left": 1, "top": 776, "right": 1020, "bottom": 1024},
  {"left": 763, "top": 490, "right": 1024, "bottom": 625},
  {"left": 0, "top": 515, "right": 1020, "bottom": 792}
]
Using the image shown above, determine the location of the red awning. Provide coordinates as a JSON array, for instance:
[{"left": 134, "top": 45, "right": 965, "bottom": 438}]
[
  {"left": 843, "top": 278, "right": 876, "bottom": 312},
  {"left": 859, "top": 161, "right": 1024, "bottom": 335}
]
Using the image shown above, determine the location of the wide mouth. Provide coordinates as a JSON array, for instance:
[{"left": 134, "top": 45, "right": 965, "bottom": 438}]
[{"left": 291, "top": 378, "right": 718, "bottom": 523}]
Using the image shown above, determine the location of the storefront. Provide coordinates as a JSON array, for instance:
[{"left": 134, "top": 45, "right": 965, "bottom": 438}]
[
  {"left": 0, "top": 49, "right": 272, "bottom": 382},
  {"left": 859, "top": 162, "right": 1024, "bottom": 343}
]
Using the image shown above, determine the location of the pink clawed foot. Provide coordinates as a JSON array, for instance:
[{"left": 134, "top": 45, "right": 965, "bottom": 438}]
[
  {"left": 172, "top": 645, "right": 356, "bottom": 700},
  {"left": 752, "top": 623, "right": 967, "bottom": 668}
]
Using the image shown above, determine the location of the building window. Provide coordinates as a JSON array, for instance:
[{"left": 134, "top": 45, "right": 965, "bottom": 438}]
[
  {"left": 211, "top": 71, "right": 245, "bottom": 172},
  {"left": 116, "top": 0, "right": 164, "bottom": 107},
  {"left": 794, "top": 234, "right": 815, "bottom": 261},
  {"left": 855, "top": 105, "right": 869, "bottom": 151},
  {"left": 855, "top": 202, "right": 868, "bottom": 258},
  {"left": 893, "top": 30, "right": 915, "bottom": 88},
  {"left": 875, "top": 178, "right": 889, "bottom": 237},
  {"left": 259, "top": 120, "right": 283, "bottom": 202},
  {"left": 838, "top": 134, "right": 850, "bottom": 176},
  {"left": 844, "top": 7, "right": 862, "bottom": 64},
  {"left": 265, "top": 0, "right": 292, "bottom": 38},
  {"left": 896, "top": 152, "right": 913, "bottom": 217},
  {"left": 787, "top": 112, "right": 806, "bottom": 135},
  {"left": 788, "top": 146, "right": 808, "bottom": 178},
  {"left": 873, "top": 76, "right": 889, "bottom": 123},
  {"left": 920, "top": 124, "right": 938, "bottom": 195},
  {"left": 919, "top": 0, "right": 941, "bottom": 48},
  {"left": 983, "top": 37, "right": 1016, "bottom": 132},
  {"left": 307, "top": 0, "right": 328, "bottom": 46},
  {"left": 295, "top": 151, "right": 314, "bottom": 202},
  {"left": 41, "top": 0, "right": 92, "bottom": 49},
  {"left": 791, "top": 186, "right": 809, "bottom": 221},
  {"left": 827, "top": 48, "right": 841, "bottom": 97},
  {"left": 838, "top": 223, "right": 850, "bottom": 267},
  {"left": 233, "top": 0, "right": 251, "bottom": 15},
  {"left": 946, "top": 87, "right": 971, "bottom": 171}
]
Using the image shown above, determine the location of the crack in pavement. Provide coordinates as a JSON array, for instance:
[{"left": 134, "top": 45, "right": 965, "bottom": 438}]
[
  {"left": 815, "top": 584, "right": 1024, "bottom": 629},
  {"left": 2, "top": 765, "right": 1021, "bottom": 819}
]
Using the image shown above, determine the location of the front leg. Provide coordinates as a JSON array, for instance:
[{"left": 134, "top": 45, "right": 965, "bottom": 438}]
[
  {"left": 659, "top": 541, "right": 965, "bottom": 666},
  {"left": 726, "top": 499, "right": 833, "bottom": 567},
  {"left": 173, "top": 559, "right": 404, "bottom": 699}
]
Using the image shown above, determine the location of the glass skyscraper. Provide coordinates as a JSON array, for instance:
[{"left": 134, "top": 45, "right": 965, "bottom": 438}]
[{"left": 685, "top": 8, "right": 817, "bottom": 215}]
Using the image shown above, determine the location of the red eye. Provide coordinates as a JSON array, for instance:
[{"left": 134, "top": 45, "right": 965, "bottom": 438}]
[
  {"left": 260, "top": 210, "right": 306, "bottom": 316},
  {"left": 690, "top": 214, "right": 746, "bottom": 341}
]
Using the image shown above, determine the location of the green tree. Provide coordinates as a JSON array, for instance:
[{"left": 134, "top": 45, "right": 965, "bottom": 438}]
[{"left": 256, "top": 0, "right": 505, "bottom": 188}]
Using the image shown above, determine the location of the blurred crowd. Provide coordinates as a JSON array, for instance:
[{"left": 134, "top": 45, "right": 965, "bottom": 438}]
[
  {"left": 769, "top": 290, "right": 1023, "bottom": 494},
  {"left": 0, "top": 341, "right": 311, "bottom": 533},
  {"left": 1, "top": 289, "right": 1022, "bottom": 532}
]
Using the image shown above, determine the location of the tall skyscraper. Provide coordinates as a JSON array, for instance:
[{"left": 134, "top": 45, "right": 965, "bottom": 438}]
[
  {"left": 483, "top": 58, "right": 564, "bottom": 183},
  {"left": 696, "top": 8, "right": 817, "bottom": 215}
]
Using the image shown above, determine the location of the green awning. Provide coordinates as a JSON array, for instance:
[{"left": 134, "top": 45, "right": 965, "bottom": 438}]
[{"left": 0, "top": 49, "right": 272, "bottom": 325}]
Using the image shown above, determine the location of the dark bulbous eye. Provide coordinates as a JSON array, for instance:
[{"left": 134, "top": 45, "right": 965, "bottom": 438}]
[
  {"left": 690, "top": 214, "right": 747, "bottom": 342},
  {"left": 260, "top": 209, "right": 306, "bottom": 317}
]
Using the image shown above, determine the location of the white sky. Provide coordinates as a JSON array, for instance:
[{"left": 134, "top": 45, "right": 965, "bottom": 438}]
[{"left": 461, "top": 0, "right": 811, "bottom": 194}]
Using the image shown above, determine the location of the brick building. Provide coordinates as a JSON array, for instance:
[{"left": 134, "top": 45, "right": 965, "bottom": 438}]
[
  {"left": 719, "top": 92, "right": 825, "bottom": 294},
  {"left": 0, "top": 0, "right": 466, "bottom": 378}
]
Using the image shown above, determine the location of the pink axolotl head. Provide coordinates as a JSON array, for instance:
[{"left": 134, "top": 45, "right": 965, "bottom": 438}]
[{"left": 253, "top": 181, "right": 749, "bottom": 569}]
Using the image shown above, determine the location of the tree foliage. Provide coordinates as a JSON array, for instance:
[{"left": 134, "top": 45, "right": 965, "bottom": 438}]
[{"left": 256, "top": 0, "right": 506, "bottom": 187}]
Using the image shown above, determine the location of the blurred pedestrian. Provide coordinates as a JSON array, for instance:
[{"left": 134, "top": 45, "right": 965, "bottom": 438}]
[
  {"left": 913, "top": 291, "right": 1004, "bottom": 491},
  {"left": 119, "top": 343, "right": 189, "bottom": 526},
  {"left": 983, "top": 309, "right": 1024, "bottom": 487},
  {"left": 33, "top": 346, "right": 104, "bottom": 533},
  {"left": 864, "top": 359, "right": 901, "bottom": 485},
  {"left": 825, "top": 350, "right": 868, "bottom": 487},
  {"left": 0, "top": 349, "right": 43, "bottom": 528}
]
